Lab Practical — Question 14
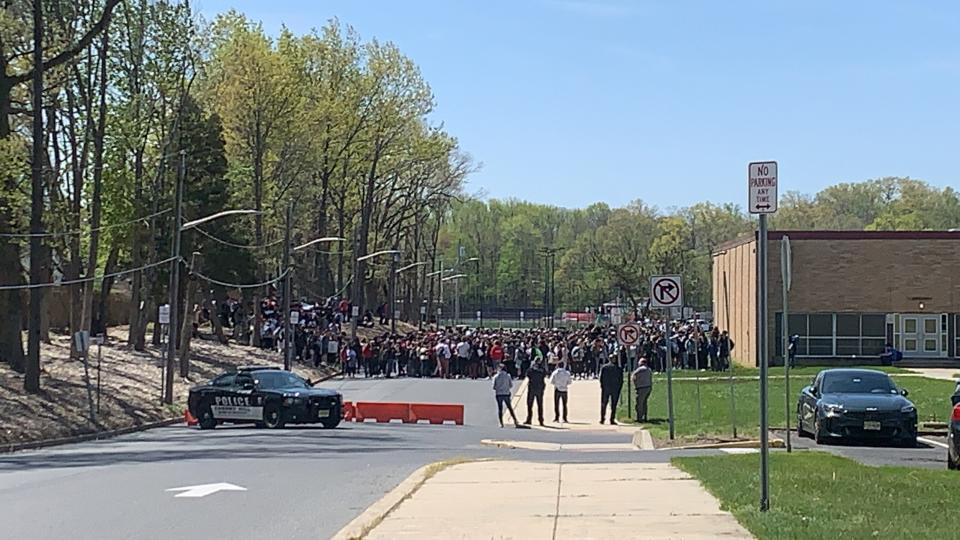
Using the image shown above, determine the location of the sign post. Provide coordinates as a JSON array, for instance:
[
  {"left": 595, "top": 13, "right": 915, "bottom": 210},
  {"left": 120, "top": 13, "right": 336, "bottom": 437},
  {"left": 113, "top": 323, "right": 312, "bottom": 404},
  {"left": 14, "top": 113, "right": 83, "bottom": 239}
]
[
  {"left": 651, "top": 275, "right": 682, "bottom": 440},
  {"left": 782, "top": 235, "right": 792, "bottom": 453},
  {"left": 749, "top": 160, "right": 778, "bottom": 512},
  {"left": 93, "top": 334, "right": 104, "bottom": 414},
  {"left": 618, "top": 322, "right": 641, "bottom": 420}
]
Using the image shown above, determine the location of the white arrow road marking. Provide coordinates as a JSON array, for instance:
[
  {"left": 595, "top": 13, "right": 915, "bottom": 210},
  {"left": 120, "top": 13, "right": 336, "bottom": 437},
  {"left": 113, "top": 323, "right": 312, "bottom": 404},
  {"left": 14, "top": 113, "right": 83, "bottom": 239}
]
[{"left": 165, "top": 482, "right": 247, "bottom": 498}]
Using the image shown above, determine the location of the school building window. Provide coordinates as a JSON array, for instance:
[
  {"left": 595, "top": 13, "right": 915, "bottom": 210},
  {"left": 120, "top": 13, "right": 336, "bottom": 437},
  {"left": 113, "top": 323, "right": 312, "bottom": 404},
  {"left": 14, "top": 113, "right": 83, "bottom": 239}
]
[{"left": 776, "top": 313, "right": 887, "bottom": 357}]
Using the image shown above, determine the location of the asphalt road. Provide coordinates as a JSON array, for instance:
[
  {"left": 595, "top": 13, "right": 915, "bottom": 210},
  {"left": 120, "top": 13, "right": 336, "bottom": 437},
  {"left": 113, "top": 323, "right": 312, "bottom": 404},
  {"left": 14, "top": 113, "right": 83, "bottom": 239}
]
[
  {"left": 4, "top": 377, "right": 952, "bottom": 540},
  {"left": 772, "top": 429, "right": 949, "bottom": 469},
  {"left": 0, "top": 377, "right": 664, "bottom": 540}
]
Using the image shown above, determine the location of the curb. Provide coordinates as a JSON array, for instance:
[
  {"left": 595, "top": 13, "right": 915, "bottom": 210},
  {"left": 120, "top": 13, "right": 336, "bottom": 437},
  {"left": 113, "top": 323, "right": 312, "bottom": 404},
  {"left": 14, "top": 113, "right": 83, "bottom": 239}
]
[
  {"left": 2, "top": 368, "right": 343, "bottom": 455},
  {"left": 671, "top": 437, "right": 786, "bottom": 450},
  {"left": 632, "top": 429, "right": 655, "bottom": 450},
  {"left": 1, "top": 417, "right": 183, "bottom": 454},
  {"left": 331, "top": 462, "right": 435, "bottom": 540}
]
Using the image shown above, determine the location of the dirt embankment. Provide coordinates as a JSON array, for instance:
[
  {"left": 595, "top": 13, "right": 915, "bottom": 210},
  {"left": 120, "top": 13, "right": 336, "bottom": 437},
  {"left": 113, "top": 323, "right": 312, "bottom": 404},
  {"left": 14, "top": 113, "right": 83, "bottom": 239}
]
[{"left": 0, "top": 326, "right": 339, "bottom": 447}]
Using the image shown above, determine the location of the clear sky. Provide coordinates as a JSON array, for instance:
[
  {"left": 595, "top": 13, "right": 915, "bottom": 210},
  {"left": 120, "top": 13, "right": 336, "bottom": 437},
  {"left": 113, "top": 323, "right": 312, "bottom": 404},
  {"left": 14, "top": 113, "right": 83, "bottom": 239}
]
[{"left": 194, "top": 0, "right": 960, "bottom": 210}]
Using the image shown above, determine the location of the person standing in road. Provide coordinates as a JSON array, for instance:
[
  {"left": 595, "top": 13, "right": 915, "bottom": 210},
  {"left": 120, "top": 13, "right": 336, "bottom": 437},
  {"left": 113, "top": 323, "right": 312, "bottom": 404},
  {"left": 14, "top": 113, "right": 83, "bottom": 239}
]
[
  {"left": 525, "top": 359, "right": 547, "bottom": 426},
  {"left": 631, "top": 358, "right": 653, "bottom": 422},
  {"left": 493, "top": 362, "right": 520, "bottom": 428},
  {"left": 549, "top": 361, "right": 572, "bottom": 423},
  {"left": 599, "top": 357, "right": 623, "bottom": 425},
  {"left": 435, "top": 339, "right": 452, "bottom": 378}
]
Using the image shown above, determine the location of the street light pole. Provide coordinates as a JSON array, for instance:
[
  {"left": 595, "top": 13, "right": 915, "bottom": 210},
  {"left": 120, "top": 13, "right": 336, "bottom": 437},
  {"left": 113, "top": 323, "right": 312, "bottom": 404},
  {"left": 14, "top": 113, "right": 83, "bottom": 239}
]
[
  {"left": 163, "top": 150, "right": 185, "bottom": 404},
  {"left": 282, "top": 202, "right": 293, "bottom": 371},
  {"left": 389, "top": 251, "right": 399, "bottom": 334}
]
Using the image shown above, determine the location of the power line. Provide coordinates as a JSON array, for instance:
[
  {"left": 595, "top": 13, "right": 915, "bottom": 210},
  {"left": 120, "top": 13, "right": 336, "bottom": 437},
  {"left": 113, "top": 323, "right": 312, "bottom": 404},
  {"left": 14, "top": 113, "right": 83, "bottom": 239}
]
[
  {"left": 190, "top": 268, "right": 291, "bottom": 290},
  {"left": 0, "top": 208, "right": 172, "bottom": 239},
  {"left": 0, "top": 256, "right": 178, "bottom": 291},
  {"left": 192, "top": 226, "right": 283, "bottom": 250}
]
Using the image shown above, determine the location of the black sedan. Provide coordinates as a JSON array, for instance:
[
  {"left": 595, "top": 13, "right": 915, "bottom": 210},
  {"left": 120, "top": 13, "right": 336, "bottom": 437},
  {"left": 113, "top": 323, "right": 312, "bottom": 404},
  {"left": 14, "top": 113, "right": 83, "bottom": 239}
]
[
  {"left": 797, "top": 368, "right": 917, "bottom": 447},
  {"left": 948, "top": 382, "right": 960, "bottom": 469},
  {"left": 188, "top": 366, "right": 343, "bottom": 430}
]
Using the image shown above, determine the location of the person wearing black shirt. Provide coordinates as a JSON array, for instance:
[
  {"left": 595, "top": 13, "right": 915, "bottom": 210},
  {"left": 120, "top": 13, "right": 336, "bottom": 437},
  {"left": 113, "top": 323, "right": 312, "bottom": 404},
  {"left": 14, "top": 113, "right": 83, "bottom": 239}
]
[
  {"left": 599, "top": 358, "right": 623, "bottom": 424},
  {"left": 524, "top": 359, "right": 547, "bottom": 426}
]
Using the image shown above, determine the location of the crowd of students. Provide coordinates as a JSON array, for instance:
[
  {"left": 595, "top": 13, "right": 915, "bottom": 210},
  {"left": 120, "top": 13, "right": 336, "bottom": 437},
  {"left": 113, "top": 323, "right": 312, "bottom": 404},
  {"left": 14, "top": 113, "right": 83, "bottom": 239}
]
[
  {"left": 246, "top": 306, "right": 736, "bottom": 380},
  {"left": 206, "top": 291, "right": 738, "bottom": 381}
]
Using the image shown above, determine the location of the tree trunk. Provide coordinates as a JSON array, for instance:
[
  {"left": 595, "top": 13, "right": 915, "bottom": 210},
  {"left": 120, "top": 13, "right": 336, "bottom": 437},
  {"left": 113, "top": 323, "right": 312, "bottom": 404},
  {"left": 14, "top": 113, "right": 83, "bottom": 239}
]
[
  {"left": 95, "top": 243, "right": 120, "bottom": 336},
  {"left": 0, "top": 14, "right": 24, "bottom": 371},
  {"left": 178, "top": 253, "right": 200, "bottom": 377},
  {"left": 127, "top": 150, "right": 146, "bottom": 350},
  {"left": 204, "top": 287, "right": 228, "bottom": 345},
  {"left": 39, "top": 243, "right": 51, "bottom": 343}
]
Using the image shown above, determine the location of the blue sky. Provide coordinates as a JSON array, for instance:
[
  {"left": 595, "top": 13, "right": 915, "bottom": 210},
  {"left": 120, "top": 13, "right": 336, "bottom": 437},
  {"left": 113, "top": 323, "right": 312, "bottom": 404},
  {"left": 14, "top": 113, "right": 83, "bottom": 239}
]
[{"left": 194, "top": 0, "right": 960, "bottom": 210}]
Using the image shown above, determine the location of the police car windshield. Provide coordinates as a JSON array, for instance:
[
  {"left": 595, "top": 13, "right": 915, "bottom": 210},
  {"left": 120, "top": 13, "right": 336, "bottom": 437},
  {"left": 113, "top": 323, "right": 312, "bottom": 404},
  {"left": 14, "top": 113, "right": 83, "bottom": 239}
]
[{"left": 254, "top": 371, "right": 308, "bottom": 389}]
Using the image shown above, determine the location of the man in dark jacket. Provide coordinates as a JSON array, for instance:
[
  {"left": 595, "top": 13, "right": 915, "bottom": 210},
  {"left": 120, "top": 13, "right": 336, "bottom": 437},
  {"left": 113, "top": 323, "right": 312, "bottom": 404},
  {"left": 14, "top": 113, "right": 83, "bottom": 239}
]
[
  {"left": 525, "top": 359, "right": 547, "bottom": 426},
  {"left": 599, "top": 358, "right": 623, "bottom": 424}
]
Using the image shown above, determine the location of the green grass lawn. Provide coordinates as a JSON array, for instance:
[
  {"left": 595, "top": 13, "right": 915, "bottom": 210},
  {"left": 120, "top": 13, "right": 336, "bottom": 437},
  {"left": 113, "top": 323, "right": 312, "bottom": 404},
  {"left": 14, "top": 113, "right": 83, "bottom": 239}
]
[
  {"left": 674, "top": 452, "right": 959, "bottom": 540},
  {"left": 619, "top": 373, "right": 956, "bottom": 441}
]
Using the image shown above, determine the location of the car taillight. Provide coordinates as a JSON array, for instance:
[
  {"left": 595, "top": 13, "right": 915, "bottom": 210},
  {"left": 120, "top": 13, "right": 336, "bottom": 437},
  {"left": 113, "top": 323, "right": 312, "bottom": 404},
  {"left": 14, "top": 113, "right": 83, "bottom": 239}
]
[{"left": 952, "top": 404, "right": 960, "bottom": 422}]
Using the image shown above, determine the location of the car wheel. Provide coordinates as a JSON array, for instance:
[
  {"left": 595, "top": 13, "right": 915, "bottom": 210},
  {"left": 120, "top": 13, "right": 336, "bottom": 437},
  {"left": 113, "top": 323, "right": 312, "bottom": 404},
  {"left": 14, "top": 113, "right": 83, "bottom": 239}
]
[
  {"left": 948, "top": 451, "right": 958, "bottom": 471},
  {"left": 198, "top": 408, "right": 217, "bottom": 430},
  {"left": 900, "top": 436, "right": 917, "bottom": 449},
  {"left": 262, "top": 403, "right": 285, "bottom": 429},
  {"left": 321, "top": 416, "right": 341, "bottom": 429},
  {"left": 814, "top": 419, "right": 826, "bottom": 445},
  {"left": 796, "top": 411, "right": 808, "bottom": 438}
]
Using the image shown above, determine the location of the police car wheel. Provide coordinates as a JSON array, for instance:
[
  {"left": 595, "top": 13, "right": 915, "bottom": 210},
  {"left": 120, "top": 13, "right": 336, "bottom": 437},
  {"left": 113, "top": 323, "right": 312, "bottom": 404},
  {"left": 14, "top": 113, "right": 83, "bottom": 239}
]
[
  {"left": 321, "top": 417, "right": 340, "bottom": 429},
  {"left": 262, "top": 403, "right": 285, "bottom": 429},
  {"left": 198, "top": 408, "right": 217, "bottom": 430}
]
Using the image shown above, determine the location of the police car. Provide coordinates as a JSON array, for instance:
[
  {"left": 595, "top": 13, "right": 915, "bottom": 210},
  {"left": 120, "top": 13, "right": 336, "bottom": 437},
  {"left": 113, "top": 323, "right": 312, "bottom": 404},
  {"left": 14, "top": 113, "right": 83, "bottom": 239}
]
[{"left": 188, "top": 366, "right": 343, "bottom": 430}]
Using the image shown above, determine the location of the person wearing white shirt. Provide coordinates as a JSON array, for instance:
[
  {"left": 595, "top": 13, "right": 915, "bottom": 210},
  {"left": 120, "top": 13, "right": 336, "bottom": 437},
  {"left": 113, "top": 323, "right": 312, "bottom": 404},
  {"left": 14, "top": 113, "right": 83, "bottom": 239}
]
[{"left": 549, "top": 362, "right": 573, "bottom": 423}]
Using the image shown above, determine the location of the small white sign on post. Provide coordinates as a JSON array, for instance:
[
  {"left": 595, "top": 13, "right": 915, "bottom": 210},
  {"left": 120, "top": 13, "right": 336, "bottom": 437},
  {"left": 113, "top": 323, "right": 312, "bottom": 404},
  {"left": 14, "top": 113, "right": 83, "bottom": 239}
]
[
  {"left": 420, "top": 306, "right": 427, "bottom": 315},
  {"left": 650, "top": 275, "right": 683, "bottom": 308},
  {"left": 158, "top": 304, "right": 171, "bottom": 325},
  {"left": 351, "top": 306, "right": 360, "bottom": 317},
  {"left": 519, "top": 311, "right": 525, "bottom": 322},
  {"left": 74, "top": 331, "right": 90, "bottom": 354},
  {"left": 289, "top": 311, "right": 300, "bottom": 325},
  {"left": 748, "top": 161, "right": 778, "bottom": 214},
  {"left": 476, "top": 310, "right": 481, "bottom": 321}
]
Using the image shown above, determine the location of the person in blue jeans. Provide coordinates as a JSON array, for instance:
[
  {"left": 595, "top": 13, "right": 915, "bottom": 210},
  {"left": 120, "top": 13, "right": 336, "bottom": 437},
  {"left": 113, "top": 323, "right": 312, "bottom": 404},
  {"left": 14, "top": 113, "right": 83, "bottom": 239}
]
[{"left": 493, "top": 363, "right": 520, "bottom": 428}]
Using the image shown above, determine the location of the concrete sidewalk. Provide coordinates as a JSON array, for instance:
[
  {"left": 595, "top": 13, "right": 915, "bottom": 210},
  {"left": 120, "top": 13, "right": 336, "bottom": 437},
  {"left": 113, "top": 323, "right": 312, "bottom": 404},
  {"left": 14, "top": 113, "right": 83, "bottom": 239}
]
[
  {"left": 513, "top": 377, "right": 634, "bottom": 431},
  {"left": 365, "top": 460, "right": 752, "bottom": 539},
  {"left": 905, "top": 368, "right": 958, "bottom": 381}
]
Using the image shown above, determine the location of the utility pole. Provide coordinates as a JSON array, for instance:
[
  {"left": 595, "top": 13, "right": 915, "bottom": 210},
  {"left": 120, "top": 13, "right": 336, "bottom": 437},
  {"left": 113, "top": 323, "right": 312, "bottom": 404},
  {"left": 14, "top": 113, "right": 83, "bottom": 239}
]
[
  {"left": 163, "top": 150, "right": 185, "bottom": 404},
  {"left": 25, "top": 0, "right": 44, "bottom": 393},
  {"left": 438, "top": 256, "right": 444, "bottom": 327},
  {"left": 282, "top": 202, "right": 293, "bottom": 371}
]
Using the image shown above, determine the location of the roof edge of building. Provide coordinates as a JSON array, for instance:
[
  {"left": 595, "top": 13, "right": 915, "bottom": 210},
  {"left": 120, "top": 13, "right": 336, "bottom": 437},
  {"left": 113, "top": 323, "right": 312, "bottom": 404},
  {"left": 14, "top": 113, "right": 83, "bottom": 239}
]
[
  {"left": 714, "top": 230, "right": 960, "bottom": 255},
  {"left": 713, "top": 232, "right": 756, "bottom": 255},
  {"left": 769, "top": 230, "right": 960, "bottom": 241}
]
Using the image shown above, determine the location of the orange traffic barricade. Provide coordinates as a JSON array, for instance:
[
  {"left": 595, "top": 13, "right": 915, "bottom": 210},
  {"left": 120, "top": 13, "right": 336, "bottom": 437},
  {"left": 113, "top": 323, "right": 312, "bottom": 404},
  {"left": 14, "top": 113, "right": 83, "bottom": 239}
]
[
  {"left": 184, "top": 409, "right": 198, "bottom": 426},
  {"left": 353, "top": 402, "right": 414, "bottom": 423},
  {"left": 409, "top": 403, "right": 464, "bottom": 425},
  {"left": 342, "top": 401, "right": 355, "bottom": 422}
]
